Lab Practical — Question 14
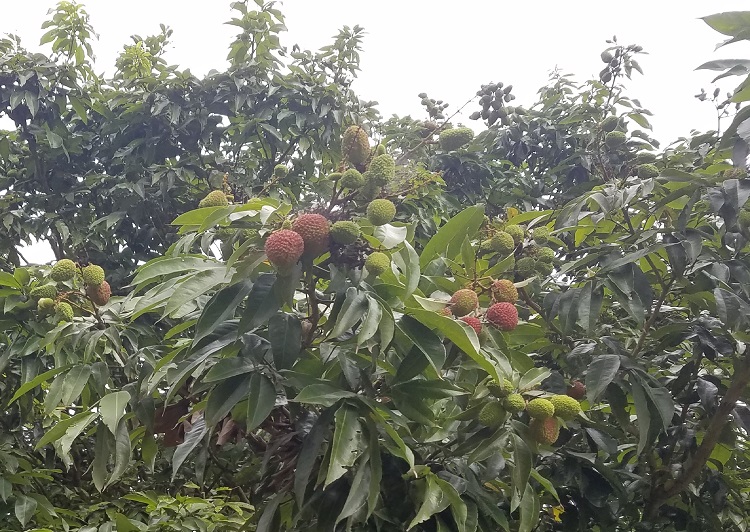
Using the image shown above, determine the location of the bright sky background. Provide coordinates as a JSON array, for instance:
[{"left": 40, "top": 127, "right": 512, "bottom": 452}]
[{"left": 7, "top": 0, "right": 750, "bottom": 264}]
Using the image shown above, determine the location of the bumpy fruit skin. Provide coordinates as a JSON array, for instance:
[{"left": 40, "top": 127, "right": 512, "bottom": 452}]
[
  {"left": 449, "top": 289, "right": 478, "bottom": 317},
  {"left": 488, "top": 379, "right": 514, "bottom": 398},
  {"left": 342, "top": 125, "right": 370, "bottom": 166},
  {"left": 532, "top": 226, "right": 551, "bottom": 245},
  {"left": 339, "top": 168, "right": 365, "bottom": 189},
  {"left": 637, "top": 163, "right": 659, "bottom": 179},
  {"left": 530, "top": 417, "right": 560, "bottom": 445},
  {"left": 82, "top": 264, "right": 105, "bottom": 286},
  {"left": 534, "top": 247, "right": 555, "bottom": 264},
  {"left": 634, "top": 152, "right": 657, "bottom": 165},
  {"left": 605, "top": 131, "right": 627, "bottom": 148},
  {"left": 330, "top": 221, "right": 361, "bottom": 245},
  {"left": 50, "top": 259, "right": 76, "bottom": 281},
  {"left": 367, "top": 154, "right": 395, "bottom": 186},
  {"left": 478, "top": 401, "right": 506, "bottom": 427},
  {"left": 292, "top": 214, "right": 330, "bottom": 257},
  {"left": 526, "top": 398, "right": 555, "bottom": 419},
  {"left": 515, "top": 257, "right": 536, "bottom": 278},
  {"left": 439, "top": 127, "right": 474, "bottom": 151},
  {"left": 37, "top": 297, "right": 55, "bottom": 312},
  {"left": 87, "top": 281, "right": 112, "bottom": 306},
  {"left": 367, "top": 199, "right": 396, "bottom": 226},
  {"left": 460, "top": 316, "right": 482, "bottom": 334},
  {"left": 273, "top": 164, "right": 288, "bottom": 178},
  {"left": 491, "top": 279, "right": 518, "bottom": 304},
  {"left": 486, "top": 302, "right": 518, "bottom": 331},
  {"left": 199, "top": 190, "right": 230, "bottom": 208},
  {"left": 375, "top": 144, "right": 386, "bottom": 156},
  {"left": 567, "top": 380, "right": 586, "bottom": 400},
  {"left": 264, "top": 230, "right": 305, "bottom": 271},
  {"left": 365, "top": 252, "right": 390, "bottom": 276},
  {"left": 601, "top": 116, "right": 619, "bottom": 132},
  {"left": 503, "top": 393, "right": 526, "bottom": 413},
  {"left": 550, "top": 394, "right": 581, "bottom": 421},
  {"left": 504, "top": 224, "right": 525, "bottom": 245},
  {"left": 535, "top": 260, "right": 554, "bottom": 277},
  {"left": 30, "top": 284, "right": 57, "bottom": 299},
  {"left": 490, "top": 231, "right": 515, "bottom": 254},
  {"left": 55, "top": 302, "right": 74, "bottom": 321},
  {"left": 439, "top": 307, "right": 453, "bottom": 317}
]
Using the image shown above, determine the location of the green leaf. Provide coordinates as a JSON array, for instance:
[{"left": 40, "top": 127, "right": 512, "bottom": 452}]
[
  {"left": 420, "top": 204, "right": 485, "bottom": 267},
  {"left": 293, "top": 384, "right": 356, "bottom": 406},
  {"left": 106, "top": 418, "right": 132, "bottom": 487},
  {"left": 164, "top": 267, "right": 229, "bottom": 317},
  {"left": 60, "top": 365, "right": 91, "bottom": 406},
  {"left": 205, "top": 375, "right": 252, "bottom": 427},
  {"left": 15, "top": 494, "right": 37, "bottom": 527},
  {"left": 330, "top": 288, "right": 368, "bottom": 338},
  {"left": 335, "top": 455, "right": 372, "bottom": 526},
  {"left": 239, "top": 273, "right": 282, "bottom": 332},
  {"left": 10, "top": 366, "right": 70, "bottom": 405},
  {"left": 586, "top": 355, "right": 620, "bottom": 403},
  {"left": 100, "top": 391, "right": 131, "bottom": 436},
  {"left": 408, "top": 474, "right": 450, "bottom": 530},
  {"left": 325, "top": 404, "right": 365, "bottom": 487},
  {"left": 358, "top": 295, "right": 382, "bottom": 345},
  {"left": 268, "top": 313, "right": 302, "bottom": 370},
  {"left": 397, "top": 315, "right": 447, "bottom": 372},
  {"left": 246, "top": 373, "right": 276, "bottom": 431},
  {"left": 0, "top": 272, "right": 22, "bottom": 290},
  {"left": 193, "top": 279, "right": 253, "bottom": 345},
  {"left": 295, "top": 407, "right": 336, "bottom": 508},
  {"left": 702, "top": 12, "right": 750, "bottom": 37},
  {"left": 511, "top": 434, "right": 532, "bottom": 509},
  {"left": 631, "top": 380, "right": 652, "bottom": 454},
  {"left": 172, "top": 417, "right": 207, "bottom": 480},
  {"left": 204, "top": 357, "right": 256, "bottom": 382}
]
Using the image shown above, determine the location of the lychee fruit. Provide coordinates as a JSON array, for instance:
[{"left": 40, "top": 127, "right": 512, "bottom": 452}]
[
  {"left": 82, "top": 264, "right": 105, "bottom": 286},
  {"left": 449, "top": 289, "right": 478, "bottom": 317},
  {"left": 530, "top": 417, "right": 560, "bottom": 445},
  {"left": 478, "top": 401, "right": 505, "bottom": 428},
  {"left": 485, "top": 302, "right": 518, "bottom": 331},
  {"left": 330, "top": 221, "right": 360, "bottom": 245},
  {"left": 526, "top": 398, "right": 555, "bottom": 419},
  {"left": 549, "top": 394, "right": 581, "bottom": 421},
  {"left": 567, "top": 380, "right": 586, "bottom": 400},
  {"left": 460, "top": 316, "right": 482, "bottom": 334},
  {"left": 87, "top": 281, "right": 112, "bottom": 306},
  {"left": 491, "top": 279, "right": 518, "bottom": 304},
  {"left": 50, "top": 259, "right": 76, "bottom": 281},
  {"left": 199, "top": 190, "right": 230, "bottom": 208},
  {"left": 342, "top": 125, "right": 370, "bottom": 166},
  {"left": 366, "top": 199, "right": 396, "bottom": 226},
  {"left": 264, "top": 229, "right": 305, "bottom": 272},
  {"left": 292, "top": 213, "right": 330, "bottom": 257},
  {"left": 365, "top": 252, "right": 390, "bottom": 276}
]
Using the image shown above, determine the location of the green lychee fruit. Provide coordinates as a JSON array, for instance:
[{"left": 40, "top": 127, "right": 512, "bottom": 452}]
[
  {"left": 55, "top": 302, "right": 74, "bottom": 322},
  {"left": 636, "top": 163, "right": 659, "bottom": 179},
  {"left": 515, "top": 257, "right": 536, "bottom": 278},
  {"left": 491, "top": 279, "right": 518, "bottom": 304},
  {"left": 439, "top": 127, "right": 474, "bottom": 151},
  {"left": 604, "top": 131, "right": 627, "bottom": 149},
  {"left": 30, "top": 284, "right": 57, "bottom": 299},
  {"left": 478, "top": 401, "right": 506, "bottom": 427},
  {"left": 367, "top": 154, "right": 395, "bottom": 186},
  {"left": 535, "top": 260, "right": 554, "bottom": 277},
  {"left": 526, "top": 398, "right": 555, "bottom": 419},
  {"left": 375, "top": 144, "right": 386, "bottom": 156},
  {"left": 50, "top": 259, "right": 76, "bottom": 282},
  {"left": 37, "top": 297, "right": 55, "bottom": 312},
  {"left": 634, "top": 152, "right": 657, "bottom": 165},
  {"left": 503, "top": 393, "right": 525, "bottom": 413},
  {"left": 81, "top": 264, "right": 105, "bottom": 286},
  {"left": 199, "top": 190, "right": 230, "bottom": 208},
  {"left": 504, "top": 224, "right": 525, "bottom": 245},
  {"left": 601, "top": 116, "right": 619, "bottom": 132},
  {"left": 365, "top": 252, "right": 390, "bottom": 276},
  {"left": 342, "top": 125, "right": 370, "bottom": 166},
  {"left": 534, "top": 247, "right": 555, "bottom": 264},
  {"left": 549, "top": 394, "right": 581, "bottom": 421},
  {"left": 530, "top": 417, "right": 560, "bottom": 445},
  {"left": 490, "top": 231, "right": 515, "bottom": 255},
  {"left": 367, "top": 199, "right": 396, "bottom": 226},
  {"left": 532, "top": 226, "right": 551, "bottom": 245},
  {"left": 340, "top": 168, "right": 365, "bottom": 189},
  {"left": 330, "top": 221, "right": 360, "bottom": 245},
  {"left": 292, "top": 213, "right": 330, "bottom": 257},
  {"left": 273, "top": 164, "right": 288, "bottom": 178},
  {"left": 487, "top": 379, "right": 514, "bottom": 398},
  {"left": 449, "top": 289, "right": 478, "bottom": 317}
]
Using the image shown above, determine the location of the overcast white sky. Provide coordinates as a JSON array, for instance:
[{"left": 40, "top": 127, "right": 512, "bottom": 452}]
[{"left": 7, "top": 0, "right": 750, "bottom": 263}]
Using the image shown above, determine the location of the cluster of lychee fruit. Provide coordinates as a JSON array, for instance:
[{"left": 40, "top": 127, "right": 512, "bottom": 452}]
[
  {"left": 30, "top": 259, "right": 111, "bottom": 324},
  {"left": 477, "top": 378, "right": 583, "bottom": 445},
  {"left": 441, "top": 278, "right": 521, "bottom": 335},
  {"left": 483, "top": 221, "right": 557, "bottom": 281}
]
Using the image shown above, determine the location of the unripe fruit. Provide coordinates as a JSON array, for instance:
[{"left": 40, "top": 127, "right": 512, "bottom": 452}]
[
  {"left": 30, "top": 284, "right": 57, "bottom": 299},
  {"left": 460, "top": 316, "right": 482, "bottom": 335},
  {"left": 635, "top": 152, "right": 657, "bottom": 165},
  {"left": 526, "top": 398, "right": 555, "bottom": 419},
  {"left": 264, "top": 230, "right": 305, "bottom": 272},
  {"left": 292, "top": 214, "right": 330, "bottom": 257},
  {"left": 367, "top": 199, "right": 396, "bottom": 226},
  {"left": 273, "top": 164, "right": 288, "bottom": 178},
  {"left": 87, "top": 281, "right": 112, "bottom": 306},
  {"left": 367, "top": 154, "right": 395, "bottom": 186},
  {"left": 515, "top": 257, "right": 536, "bottom": 278},
  {"left": 566, "top": 380, "right": 586, "bottom": 400},
  {"left": 530, "top": 417, "right": 560, "bottom": 445},
  {"left": 535, "top": 260, "right": 554, "bottom": 277},
  {"left": 449, "top": 289, "right": 478, "bottom": 317},
  {"left": 438, "top": 127, "right": 474, "bottom": 151},
  {"left": 503, "top": 393, "right": 525, "bottom": 413},
  {"left": 601, "top": 115, "right": 619, "bottom": 132},
  {"left": 490, "top": 231, "right": 515, "bottom": 254},
  {"left": 82, "top": 264, "right": 105, "bottom": 286},
  {"left": 55, "top": 302, "right": 74, "bottom": 322},
  {"left": 365, "top": 252, "right": 390, "bottom": 276},
  {"left": 605, "top": 131, "right": 627, "bottom": 149},
  {"left": 375, "top": 144, "right": 386, "bottom": 156},
  {"left": 636, "top": 163, "right": 659, "bottom": 179},
  {"left": 532, "top": 226, "right": 551, "bottom": 245},
  {"left": 549, "top": 394, "right": 582, "bottom": 421},
  {"left": 478, "top": 401, "right": 506, "bottom": 428},
  {"left": 342, "top": 125, "right": 370, "bottom": 166},
  {"left": 534, "top": 247, "right": 555, "bottom": 264},
  {"left": 487, "top": 379, "right": 514, "bottom": 398},
  {"left": 486, "top": 302, "right": 518, "bottom": 331},
  {"left": 37, "top": 297, "right": 55, "bottom": 312},
  {"left": 50, "top": 259, "right": 76, "bottom": 281},
  {"left": 504, "top": 224, "right": 525, "bottom": 245},
  {"left": 199, "top": 190, "right": 230, "bottom": 208},
  {"left": 330, "top": 221, "right": 361, "bottom": 245},
  {"left": 491, "top": 279, "right": 518, "bottom": 304},
  {"left": 340, "top": 168, "right": 365, "bottom": 189}
]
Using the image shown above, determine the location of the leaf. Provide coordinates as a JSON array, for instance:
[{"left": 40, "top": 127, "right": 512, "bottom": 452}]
[
  {"left": 246, "top": 373, "right": 276, "bottom": 431},
  {"left": 9, "top": 365, "right": 70, "bottom": 405},
  {"left": 239, "top": 273, "right": 282, "bottom": 332},
  {"left": 408, "top": 474, "right": 450, "bottom": 530},
  {"left": 702, "top": 12, "right": 750, "bottom": 38},
  {"left": 164, "top": 268, "right": 229, "bottom": 317},
  {"left": 511, "top": 434, "right": 532, "bottom": 509},
  {"left": 106, "top": 419, "right": 132, "bottom": 487},
  {"left": 518, "top": 367, "right": 551, "bottom": 391},
  {"left": 268, "top": 313, "right": 302, "bottom": 370},
  {"left": 335, "top": 456, "right": 372, "bottom": 526},
  {"left": 205, "top": 375, "right": 252, "bottom": 427},
  {"left": 203, "top": 356, "right": 256, "bottom": 382},
  {"left": 35, "top": 410, "right": 97, "bottom": 450},
  {"left": 330, "top": 288, "right": 368, "bottom": 338},
  {"left": 397, "top": 315, "right": 447, "bottom": 372},
  {"left": 15, "top": 494, "right": 37, "bottom": 526},
  {"left": 358, "top": 296, "right": 382, "bottom": 346},
  {"left": 631, "top": 380, "right": 652, "bottom": 454},
  {"left": 325, "top": 404, "right": 365, "bottom": 487},
  {"left": 60, "top": 365, "right": 91, "bottom": 406},
  {"left": 172, "top": 416, "right": 207, "bottom": 480},
  {"left": 586, "top": 355, "right": 620, "bottom": 403},
  {"left": 420, "top": 205, "right": 485, "bottom": 267},
  {"left": 100, "top": 391, "right": 131, "bottom": 436},
  {"left": 0, "top": 272, "right": 22, "bottom": 289},
  {"left": 292, "top": 384, "right": 356, "bottom": 407},
  {"left": 295, "top": 407, "right": 336, "bottom": 508},
  {"left": 193, "top": 279, "right": 253, "bottom": 345}
]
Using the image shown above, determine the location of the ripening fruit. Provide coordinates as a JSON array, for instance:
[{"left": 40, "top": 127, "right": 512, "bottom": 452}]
[
  {"left": 530, "top": 417, "right": 560, "bottom": 445},
  {"left": 37, "top": 297, "right": 55, "bottom": 312},
  {"left": 504, "top": 224, "right": 525, "bottom": 245},
  {"left": 605, "top": 131, "right": 627, "bottom": 148},
  {"left": 515, "top": 257, "right": 536, "bottom": 278},
  {"left": 487, "top": 379, "right": 514, "bottom": 398},
  {"left": 50, "top": 259, "right": 76, "bottom": 281},
  {"left": 491, "top": 279, "right": 518, "bottom": 304},
  {"left": 330, "top": 221, "right": 361, "bottom": 245},
  {"left": 342, "top": 125, "right": 370, "bottom": 166},
  {"left": 534, "top": 247, "right": 555, "bottom": 264},
  {"left": 460, "top": 316, "right": 482, "bottom": 335},
  {"left": 199, "top": 190, "right": 230, "bottom": 208},
  {"left": 292, "top": 214, "right": 330, "bottom": 257},
  {"left": 486, "top": 302, "right": 518, "bottom": 331},
  {"left": 549, "top": 394, "right": 582, "bottom": 421},
  {"left": 526, "top": 398, "right": 555, "bottom": 419},
  {"left": 503, "top": 393, "right": 526, "bottom": 413},
  {"left": 375, "top": 144, "right": 386, "bottom": 156},
  {"left": 264, "top": 230, "right": 305, "bottom": 272},
  {"left": 567, "top": 380, "right": 586, "bottom": 400},
  {"left": 636, "top": 163, "right": 659, "bottom": 179},
  {"left": 368, "top": 154, "right": 395, "bottom": 186},
  {"left": 30, "top": 284, "right": 57, "bottom": 299},
  {"left": 535, "top": 260, "right": 554, "bottom": 277},
  {"left": 532, "top": 226, "right": 551, "bottom": 245},
  {"left": 449, "top": 289, "right": 479, "bottom": 317},
  {"left": 55, "top": 301, "right": 74, "bottom": 322},
  {"left": 490, "top": 231, "right": 515, "bottom": 254},
  {"left": 367, "top": 199, "right": 396, "bottom": 226},
  {"left": 82, "top": 264, "right": 105, "bottom": 286},
  {"left": 478, "top": 401, "right": 506, "bottom": 428},
  {"left": 365, "top": 252, "right": 390, "bottom": 276},
  {"left": 340, "top": 168, "right": 365, "bottom": 189},
  {"left": 87, "top": 280, "right": 112, "bottom": 306},
  {"left": 273, "top": 164, "right": 288, "bottom": 178},
  {"left": 601, "top": 115, "right": 619, "bottom": 132},
  {"left": 439, "top": 127, "right": 474, "bottom": 151}
]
